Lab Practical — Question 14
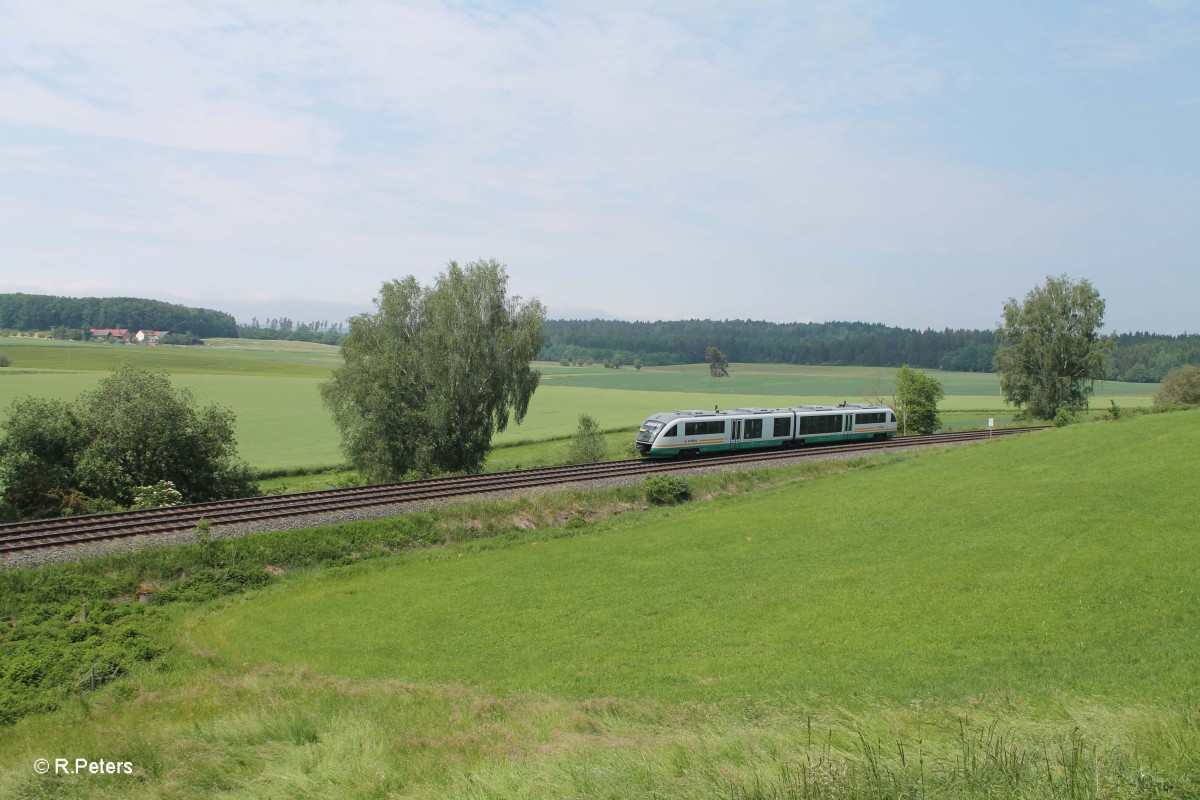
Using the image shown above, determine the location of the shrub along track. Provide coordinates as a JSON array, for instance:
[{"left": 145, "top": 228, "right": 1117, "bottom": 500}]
[{"left": 0, "top": 428, "right": 1044, "bottom": 561}]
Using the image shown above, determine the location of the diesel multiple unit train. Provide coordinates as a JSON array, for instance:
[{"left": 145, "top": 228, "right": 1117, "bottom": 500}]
[{"left": 635, "top": 403, "right": 897, "bottom": 458}]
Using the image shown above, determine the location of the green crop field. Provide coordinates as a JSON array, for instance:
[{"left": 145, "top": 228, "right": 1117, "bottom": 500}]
[
  {"left": 0, "top": 337, "right": 1161, "bottom": 473},
  {"left": 2, "top": 411, "right": 1197, "bottom": 799},
  {"left": 0, "top": 336, "right": 340, "bottom": 376},
  {"left": 0, "top": 338, "right": 344, "bottom": 471},
  {"left": 539, "top": 362, "right": 1157, "bottom": 404}
]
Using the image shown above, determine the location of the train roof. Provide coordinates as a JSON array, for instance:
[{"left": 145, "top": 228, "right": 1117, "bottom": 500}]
[{"left": 642, "top": 403, "right": 892, "bottom": 424}]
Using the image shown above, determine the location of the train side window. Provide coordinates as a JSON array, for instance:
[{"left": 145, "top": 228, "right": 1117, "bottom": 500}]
[
  {"left": 744, "top": 418, "right": 763, "bottom": 439},
  {"left": 684, "top": 420, "right": 725, "bottom": 436},
  {"left": 664, "top": 424, "right": 677, "bottom": 436},
  {"left": 799, "top": 414, "right": 842, "bottom": 435},
  {"left": 773, "top": 417, "right": 791, "bottom": 437}
]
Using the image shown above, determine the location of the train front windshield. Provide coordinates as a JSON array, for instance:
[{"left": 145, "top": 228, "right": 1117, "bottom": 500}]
[{"left": 636, "top": 420, "right": 663, "bottom": 443}]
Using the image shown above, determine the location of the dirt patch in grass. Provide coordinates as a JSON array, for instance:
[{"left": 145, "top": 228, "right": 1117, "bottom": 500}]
[{"left": 511, "top": 513, "right": 538, "bottom": 530}]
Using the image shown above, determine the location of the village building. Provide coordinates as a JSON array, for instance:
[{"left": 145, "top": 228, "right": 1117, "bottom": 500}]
[
  {"left": 88, "top": 328, "right": 131, "bottom": 342},
  {"left": 87, "top": 328, "right": 169, "bottom": 344}
]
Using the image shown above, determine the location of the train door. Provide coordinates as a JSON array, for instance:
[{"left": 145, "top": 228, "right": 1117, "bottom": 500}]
[
  {"left": 730, "top": 418, "right": 742, "bottom": 450},
  {"left": 844, "top": 413, "right": 854, "bottom": 440}
]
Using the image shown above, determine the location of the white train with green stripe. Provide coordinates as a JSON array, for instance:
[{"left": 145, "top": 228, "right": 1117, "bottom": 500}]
[{"left": 635, "top": 403, "right": 897, "bottom": 458}]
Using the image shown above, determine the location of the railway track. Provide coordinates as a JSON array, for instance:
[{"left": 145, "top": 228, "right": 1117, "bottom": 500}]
[{"left": 0, "top": 427, "right": 1045, "bottom": 557}]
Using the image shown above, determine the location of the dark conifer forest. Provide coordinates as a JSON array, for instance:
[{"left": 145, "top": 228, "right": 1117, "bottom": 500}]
[{"left": 538, "top": 318, "right": 1198, "bottom": 382}]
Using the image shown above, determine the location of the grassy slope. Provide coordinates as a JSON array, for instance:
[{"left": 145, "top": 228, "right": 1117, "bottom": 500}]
[
  {"left": 196, "top": 412, "right": 1199, "bottom": 706},
  {"left": 2, "top": 413, "right": 1198, "bottom": 799}
]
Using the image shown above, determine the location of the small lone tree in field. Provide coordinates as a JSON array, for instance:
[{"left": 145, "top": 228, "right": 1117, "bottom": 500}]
[
  {"left": 893, "top": 365, "right": 944, "bottom": 435},
  {"left": 706, "top": 347, "right": 729, "bottom": 379},
  {"left": 567, "top": 414, "right": 607, "bottom": 464}
]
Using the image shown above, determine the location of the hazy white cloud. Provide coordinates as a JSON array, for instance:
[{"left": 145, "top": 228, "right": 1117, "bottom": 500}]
[
  {"left": 1053, "top": 0, "right": 1200, "bottom": 71},
  {"left": 0, "top": 1, "right": 1197, "bottom": 332}
]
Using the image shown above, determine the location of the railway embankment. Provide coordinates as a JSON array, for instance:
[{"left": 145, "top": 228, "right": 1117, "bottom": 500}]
[{"left": 1, "top": 428, "right": 1037, "bottom": 568}]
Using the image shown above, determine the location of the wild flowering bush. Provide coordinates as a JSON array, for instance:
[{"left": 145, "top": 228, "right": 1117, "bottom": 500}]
[{"left": 131, "top": 480, "right": 184, "bottom": 510}]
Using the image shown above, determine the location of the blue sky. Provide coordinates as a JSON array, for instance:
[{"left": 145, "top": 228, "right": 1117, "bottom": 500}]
[{"left": 1, "top": 1, "right": 1197, "bottom": 333}]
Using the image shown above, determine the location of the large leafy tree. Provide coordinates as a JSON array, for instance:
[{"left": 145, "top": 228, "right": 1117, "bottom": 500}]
[
  {"left": 73, "top": 367, "right": 257, "bottom": 505},
  {"left": 893, "top": 365, "right": 944, "bottom": 435},
  {"left": 0, "top": 366, "right": 258, "bottom": 519},
  {"left": 993, "top": 275, "right": 1115, "bottom": 420},
  {"left": 321, "top": 259, "right": 545, "bottom": 481}
]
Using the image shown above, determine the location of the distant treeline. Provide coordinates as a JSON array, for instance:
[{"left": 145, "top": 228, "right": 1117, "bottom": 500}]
[
  {"left": 0, "top": 293, "right": 237, "bottom": 338},
  {"left": 1107, "top": 332, "right": 1200, "bottom": 382},
  {"left": 4, "top": 294, "right": 1195, "bottom": 381},
  {"left": 236, "top": 317, "right": 346, "bottom": 345},
  {"left": 539, "top": 319, "right": 998, "bottom": 372},
  {"left": 538, "top": 319, "right": 1200, "bottom": 382}
]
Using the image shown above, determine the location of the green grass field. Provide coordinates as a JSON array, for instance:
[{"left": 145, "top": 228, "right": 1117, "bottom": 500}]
[
  {"left": 2, "top": 412, "right": 1197, "bottom": 798},
  {"left": 197, "top": 413, "right": 1199, "bottom": 705},
  {"left": 0, "top": 337, "right": 1161, "bottom": 473}
]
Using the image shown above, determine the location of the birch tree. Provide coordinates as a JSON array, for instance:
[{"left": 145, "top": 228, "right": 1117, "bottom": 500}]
[
  {"left": 994, "top": 275, "right": 1114, "bottom": 420},
  {"left": 321, "top": 260, "right": 545, "bottom": 480}
]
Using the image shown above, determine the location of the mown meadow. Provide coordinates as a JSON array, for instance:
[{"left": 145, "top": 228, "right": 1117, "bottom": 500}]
[
  {"left": 0, "top": 337, "right": 1159, "bottom": 476},
  {"left": 1, "top": 410, "right": 1196, "bottom": 798}
]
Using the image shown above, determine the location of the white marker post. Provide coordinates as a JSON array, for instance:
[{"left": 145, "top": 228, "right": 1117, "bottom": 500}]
[{"left": 988, "top": 417, "right": 994, "bottom": 438}]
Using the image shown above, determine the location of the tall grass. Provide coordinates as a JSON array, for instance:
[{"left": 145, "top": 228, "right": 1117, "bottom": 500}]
[{"left": 2, "top": 663, "right": 1194, "bottom": 798}]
